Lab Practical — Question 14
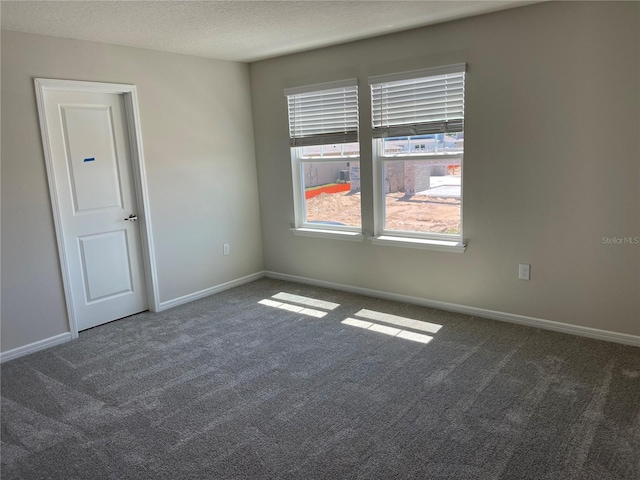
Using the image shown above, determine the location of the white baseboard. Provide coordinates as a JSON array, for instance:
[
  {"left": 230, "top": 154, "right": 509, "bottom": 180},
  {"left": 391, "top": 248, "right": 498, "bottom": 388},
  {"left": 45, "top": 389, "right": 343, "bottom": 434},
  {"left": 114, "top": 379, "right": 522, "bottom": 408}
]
[
  {"left": 265, "top": 271, "right": 640, "bottom": 347},
  {"left": 0, "top": 272, "right": 265, "bottom": 363},
  {"left": 158, "top": 271, "right": 266, "bottom": 311},
  {"left": 3, "top": 270, "right": 636, "bottom": 364},
  {"left": 0, "top": 332, "right": 73, "bottom": 363}
]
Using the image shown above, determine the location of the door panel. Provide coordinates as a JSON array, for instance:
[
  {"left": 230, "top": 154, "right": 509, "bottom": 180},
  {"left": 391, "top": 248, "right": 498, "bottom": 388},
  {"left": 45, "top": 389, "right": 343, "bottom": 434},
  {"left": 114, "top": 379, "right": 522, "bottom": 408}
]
[
  {"left": 78, "top": 230, "right": 133, "bottom": 302},
  {"left": 61, "top": 105, "right": 124, "bottom": 212},
  {"left": 42, "top": 89, "right": 148, "bottom": 331}
]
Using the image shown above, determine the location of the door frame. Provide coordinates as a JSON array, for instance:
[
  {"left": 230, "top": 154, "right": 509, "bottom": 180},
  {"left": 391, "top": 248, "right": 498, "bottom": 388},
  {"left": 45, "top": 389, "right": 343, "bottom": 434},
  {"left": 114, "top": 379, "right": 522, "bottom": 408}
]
[{"left": 35, "top": 78, "right": 160, "bottom": 339}]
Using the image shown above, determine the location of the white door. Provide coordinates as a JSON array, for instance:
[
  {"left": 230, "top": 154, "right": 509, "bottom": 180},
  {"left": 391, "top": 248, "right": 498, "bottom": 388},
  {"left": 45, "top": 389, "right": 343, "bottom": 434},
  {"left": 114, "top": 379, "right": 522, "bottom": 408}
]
[{"left": 40, "top": 89, "right": 148, "bottom": 331}]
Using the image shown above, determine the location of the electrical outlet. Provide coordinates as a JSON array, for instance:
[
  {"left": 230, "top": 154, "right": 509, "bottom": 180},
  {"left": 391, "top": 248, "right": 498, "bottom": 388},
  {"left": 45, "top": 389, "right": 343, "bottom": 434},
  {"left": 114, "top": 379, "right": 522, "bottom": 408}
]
[
  {"left": 223, "top": 243, "right": 230, "bottom": 256},
  {"left": 518, "top": 264, "right": 530, "bottom": 280}
]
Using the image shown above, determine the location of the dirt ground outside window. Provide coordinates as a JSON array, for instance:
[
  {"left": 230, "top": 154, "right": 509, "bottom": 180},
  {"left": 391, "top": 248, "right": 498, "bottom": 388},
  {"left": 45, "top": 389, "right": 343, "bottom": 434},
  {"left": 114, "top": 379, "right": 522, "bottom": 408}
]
[{"left": 305, "top": 191, "right": 461, "bottom": 233}]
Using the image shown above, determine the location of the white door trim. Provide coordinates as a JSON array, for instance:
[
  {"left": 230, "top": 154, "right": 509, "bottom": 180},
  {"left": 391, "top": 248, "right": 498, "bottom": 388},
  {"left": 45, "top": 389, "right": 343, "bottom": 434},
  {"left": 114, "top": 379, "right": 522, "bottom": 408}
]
[{"left": 35, "top": 78, "right": 160, "bottom": 339}]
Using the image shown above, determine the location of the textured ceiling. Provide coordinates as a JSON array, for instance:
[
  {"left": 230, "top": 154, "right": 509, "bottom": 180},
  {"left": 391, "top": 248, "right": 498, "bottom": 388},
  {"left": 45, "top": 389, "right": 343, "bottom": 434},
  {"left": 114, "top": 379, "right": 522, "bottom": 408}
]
[{"left": 0, "top": 1, "right": 541, "bottom": 62}]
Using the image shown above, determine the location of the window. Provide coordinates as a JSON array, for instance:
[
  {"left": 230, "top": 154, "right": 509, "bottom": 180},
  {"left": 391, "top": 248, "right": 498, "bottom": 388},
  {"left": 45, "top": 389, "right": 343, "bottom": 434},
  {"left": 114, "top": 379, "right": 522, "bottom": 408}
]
[
  {"left": 370, "top": 64, "right": 466, "bottom": 249},
  {"left": 285, "top": 80, "right": 361, "bottom": 237}
]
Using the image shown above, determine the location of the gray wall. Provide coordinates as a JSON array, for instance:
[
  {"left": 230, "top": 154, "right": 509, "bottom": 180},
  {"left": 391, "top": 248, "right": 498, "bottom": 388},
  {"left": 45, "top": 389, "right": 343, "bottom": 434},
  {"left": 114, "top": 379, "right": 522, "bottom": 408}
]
[
  {"left": 250, "top": 2, "right": 640, "bottom": 336},
  {"left": 1, "top": 31, "right": 264, "bottom": 352}
]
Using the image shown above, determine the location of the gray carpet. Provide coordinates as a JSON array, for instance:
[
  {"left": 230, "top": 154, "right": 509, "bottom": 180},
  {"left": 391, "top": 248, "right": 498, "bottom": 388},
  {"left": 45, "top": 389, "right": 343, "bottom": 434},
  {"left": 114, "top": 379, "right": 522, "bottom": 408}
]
[{"left": 1, "top": 278, "right": 639, "bottom": 479}]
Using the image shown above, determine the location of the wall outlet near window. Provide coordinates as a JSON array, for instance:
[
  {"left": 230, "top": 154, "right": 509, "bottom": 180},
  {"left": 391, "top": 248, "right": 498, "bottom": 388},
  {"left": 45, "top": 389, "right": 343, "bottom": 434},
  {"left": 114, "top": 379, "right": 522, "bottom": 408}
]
[
  {"left": 223, "top": 243, "right": 230, "bottom": 256},
  {"left": 518, "top": 264, "right": 530, "bottom": 280}
]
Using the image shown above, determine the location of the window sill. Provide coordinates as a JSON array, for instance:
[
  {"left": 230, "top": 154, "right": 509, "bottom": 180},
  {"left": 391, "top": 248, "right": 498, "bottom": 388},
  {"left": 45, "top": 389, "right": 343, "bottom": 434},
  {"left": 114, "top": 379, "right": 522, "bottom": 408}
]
[
  {"left": 370, "top": 235, "right": 466, "bottom": 253},
  {"left": 291, "top": 228, "right": 364, "bottom": 242}
]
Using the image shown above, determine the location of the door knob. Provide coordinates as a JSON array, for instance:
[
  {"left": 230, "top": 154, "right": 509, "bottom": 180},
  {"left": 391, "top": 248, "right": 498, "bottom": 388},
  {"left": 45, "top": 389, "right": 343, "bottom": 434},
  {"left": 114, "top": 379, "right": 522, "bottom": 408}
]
[{"left": 124, "top": 214, "right": 138, "bottom": 222}]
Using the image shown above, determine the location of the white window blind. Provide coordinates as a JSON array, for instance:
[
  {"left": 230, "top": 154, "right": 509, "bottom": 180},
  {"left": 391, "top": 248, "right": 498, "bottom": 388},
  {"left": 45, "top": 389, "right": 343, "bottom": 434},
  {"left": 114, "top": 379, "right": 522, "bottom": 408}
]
[
  {"left": 370, "top": 64, "right": 466, "bottom": 138},
  {"left": 285, "top": 79, "right": 358, "bottom": 147}
]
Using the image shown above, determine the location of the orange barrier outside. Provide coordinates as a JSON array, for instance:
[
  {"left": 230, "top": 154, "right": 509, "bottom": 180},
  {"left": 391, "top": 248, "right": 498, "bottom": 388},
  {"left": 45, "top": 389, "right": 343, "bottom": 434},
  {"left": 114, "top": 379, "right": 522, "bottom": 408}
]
[
  {"left": 305, "top": 183, "right": 351, "bottom": 199},
  {"left": 447, "top": 165, "right": 461, "bottom": 175}
]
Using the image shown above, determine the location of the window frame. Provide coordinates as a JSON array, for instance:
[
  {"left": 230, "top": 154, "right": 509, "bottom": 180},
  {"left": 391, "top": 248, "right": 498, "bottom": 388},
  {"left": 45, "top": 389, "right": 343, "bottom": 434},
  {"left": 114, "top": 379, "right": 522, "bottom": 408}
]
[
  {"left": 373, "top": 140, "right": 464, "bottom": 243},
  {"left": 285, "top": 79, "right": 363, "bottom": 239},
  {"left": 369, "top": 64, "right": 466, "bottom": 251},
  {"left": 291, "top": 146, "right": 362, "bottom": 235}
]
